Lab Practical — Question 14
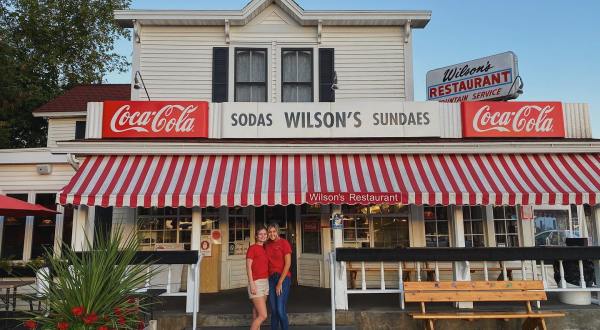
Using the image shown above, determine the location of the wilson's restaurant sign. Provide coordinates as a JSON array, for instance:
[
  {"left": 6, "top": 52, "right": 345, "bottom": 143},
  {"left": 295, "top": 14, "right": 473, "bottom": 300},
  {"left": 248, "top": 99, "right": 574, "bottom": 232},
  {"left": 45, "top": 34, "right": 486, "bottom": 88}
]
[
  {"left": 461, "top": 101, "right": 565, "bottom": 138},
  {"left": 102, "top": 101, "right": 209, "bottom": 138}
]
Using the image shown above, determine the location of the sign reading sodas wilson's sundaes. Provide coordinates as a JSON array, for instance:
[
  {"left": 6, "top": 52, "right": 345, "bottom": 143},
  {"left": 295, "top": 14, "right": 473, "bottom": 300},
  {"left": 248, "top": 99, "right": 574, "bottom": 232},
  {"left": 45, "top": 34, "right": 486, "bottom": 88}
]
[
  {"left": 461, "top": 101, "right": 565, "bottom": 138},
  {"left": 426, "top": 52, "right": 521, "bottom": 102},
  {"left": 102, "top": 101, "right": 209, "bottom": 138}
]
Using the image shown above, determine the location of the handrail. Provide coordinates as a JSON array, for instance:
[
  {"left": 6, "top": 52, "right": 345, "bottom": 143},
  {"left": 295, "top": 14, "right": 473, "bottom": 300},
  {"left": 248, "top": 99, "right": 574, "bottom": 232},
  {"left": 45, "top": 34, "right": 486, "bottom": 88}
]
[
  {"left": 336, "top": 247, "right": 600, "bottom": 262},
  {"left": 73, "top": 250, "right": 200, "bottom": 265}
]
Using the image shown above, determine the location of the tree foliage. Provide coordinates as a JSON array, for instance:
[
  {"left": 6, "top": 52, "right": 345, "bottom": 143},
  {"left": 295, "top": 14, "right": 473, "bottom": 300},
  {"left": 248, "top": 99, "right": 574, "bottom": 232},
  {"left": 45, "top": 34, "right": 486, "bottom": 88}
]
[{"left": 0, "top": 0, "right": 131, "bottom": 148}]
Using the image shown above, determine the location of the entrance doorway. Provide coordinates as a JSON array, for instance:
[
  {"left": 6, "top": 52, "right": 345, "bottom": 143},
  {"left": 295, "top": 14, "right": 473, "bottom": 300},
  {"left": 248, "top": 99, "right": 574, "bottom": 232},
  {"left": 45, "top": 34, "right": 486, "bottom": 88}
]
[{"left": 255, "top": 205, "right": 298, "bottom": 284}]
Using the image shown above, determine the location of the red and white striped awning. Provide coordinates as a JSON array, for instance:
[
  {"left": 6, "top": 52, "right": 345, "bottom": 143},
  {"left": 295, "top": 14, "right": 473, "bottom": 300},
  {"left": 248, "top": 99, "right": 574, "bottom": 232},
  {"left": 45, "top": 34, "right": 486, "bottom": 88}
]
[{"left": 58, "top": 154, "right": 600, "bottom": 208}]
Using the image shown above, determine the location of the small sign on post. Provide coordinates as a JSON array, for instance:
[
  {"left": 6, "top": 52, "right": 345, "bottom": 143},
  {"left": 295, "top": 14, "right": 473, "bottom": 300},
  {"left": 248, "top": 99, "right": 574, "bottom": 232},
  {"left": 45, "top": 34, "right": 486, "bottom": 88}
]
[
  {"left": 200, "top": 235, "right": 212, "bottom": 257},
  {"left": 331, "top": 213, "right": 344, "bottom": 230}
]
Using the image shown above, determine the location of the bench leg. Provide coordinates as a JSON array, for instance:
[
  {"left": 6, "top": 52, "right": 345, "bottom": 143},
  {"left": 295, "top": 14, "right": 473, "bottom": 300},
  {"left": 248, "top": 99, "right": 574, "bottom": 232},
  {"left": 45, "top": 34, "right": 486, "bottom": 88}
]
[
  {"left": 522, "top": 317, "right": 546, "bottom": 330},
  {"left": 425, "top": 319, "right": 434, "bottom": 330}
]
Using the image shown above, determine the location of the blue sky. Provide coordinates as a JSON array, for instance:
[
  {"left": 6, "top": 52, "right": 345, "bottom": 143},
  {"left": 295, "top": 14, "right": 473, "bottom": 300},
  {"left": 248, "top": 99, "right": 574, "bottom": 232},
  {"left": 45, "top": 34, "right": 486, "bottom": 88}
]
[{"left": 107, "top": 0, "right": 600, "bottom": 137}]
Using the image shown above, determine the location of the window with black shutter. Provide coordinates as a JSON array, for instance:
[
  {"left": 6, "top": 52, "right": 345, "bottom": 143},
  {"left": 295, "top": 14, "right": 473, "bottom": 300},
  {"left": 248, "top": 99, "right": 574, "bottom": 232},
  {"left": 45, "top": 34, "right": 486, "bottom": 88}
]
[
  {"left": 235, "top": 48, "right": 267, "bottom": 102},
  {"left": 281, "top": 49, "right": 313, "bottom": 102},
  {"left": 318, "top": 48, "right": 335, "bottom": 102},
  {"left": 75, "top": 121, "right": 86, "bottom": 139},
  {"left": 212, "top": 47, "right": 229, "bottom": 102}
]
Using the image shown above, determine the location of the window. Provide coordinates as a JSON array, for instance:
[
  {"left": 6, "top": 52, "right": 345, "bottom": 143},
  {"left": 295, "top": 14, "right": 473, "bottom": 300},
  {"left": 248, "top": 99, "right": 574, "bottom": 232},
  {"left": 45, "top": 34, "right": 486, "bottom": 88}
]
[
  {"left": 463, "top": 206, "right": 485, "bottom": 247},
  {"left": 137, "top": 207, "right": 192, "bottom": 251},
  {"left": 424, "top": 205, "right": 449, "bottom": 247},
  {"left": 493, "top": 206, "right": 519, "bottom": 247},
  {"left": 228, "top": 207, "right": 250, "bottom": 256},
  {"left": 255, "top": 205, "right": 294, "bottom": 240},
  {"left": 75, "top": 121, "right": 86, "bottom": 139},
  {"left": 584, "top": 205, "right": 596, "bottom": 246},
  {"left": 533, "top": 209, "right": 570, "bottom": 246},
  {"left": 301, "top": 204, "right": 321, "bottom": 254},
  {"left": 201, "top": 207, "right": 220, "bottom": 236},
  {"left": 235, "top": 49, "right": 267, "bottom": 102},
  {"left": 373, "top": 216, "right": 409, "bottom": 248},
  {"left": 318, "top": 48, "right": 335, "bottom": 102},
  {"left": 1, "top": 194, "right": 28, "bottom": 260},
  {"left": 282, "top": 49, "right": 313, "bottom": 102},
  {"left": 212, "top": 47, "right": 229, "bottom": 102},
  {"left": 341, "top": 205, "right": 370, "bottom": 248},
  {"left": 31, "top": 193, "right": 57, "bottom": 258}
]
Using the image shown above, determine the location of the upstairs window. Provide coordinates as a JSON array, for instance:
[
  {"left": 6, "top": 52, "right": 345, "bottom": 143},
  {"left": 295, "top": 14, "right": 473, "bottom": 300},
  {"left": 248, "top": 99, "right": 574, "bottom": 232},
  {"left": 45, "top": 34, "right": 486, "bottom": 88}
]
[
  {"left": 282, "top": 49, "right": 313, "bottom": 102},
  {"left": 75, "top": 121, "right": 86, "bottom": 139},
  {"left": 235, "top": 49, "right": 267, "bottom": 102}
]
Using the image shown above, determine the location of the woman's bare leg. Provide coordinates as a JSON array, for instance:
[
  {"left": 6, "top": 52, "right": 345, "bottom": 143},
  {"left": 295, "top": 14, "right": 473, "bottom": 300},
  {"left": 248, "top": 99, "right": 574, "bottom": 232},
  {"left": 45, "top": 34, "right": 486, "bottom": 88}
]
[{"left": 250, "top": 296, "right": 268, "bottom": 330}]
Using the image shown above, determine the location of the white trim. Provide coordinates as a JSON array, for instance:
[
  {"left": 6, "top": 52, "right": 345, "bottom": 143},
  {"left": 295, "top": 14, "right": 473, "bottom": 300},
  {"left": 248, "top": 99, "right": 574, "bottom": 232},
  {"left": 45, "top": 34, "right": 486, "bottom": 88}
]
[
  {"left": 32, "top": 111, "right": 86, "bottom": 118},
  {"left": 53, "top": 140, "right": 600, "bottom": 156},
  {"left": 0, "top": 148, "right": 68, "bottom": 165},
  {"left": 114, "top": 0, "right": 431, "bottom": 28}
]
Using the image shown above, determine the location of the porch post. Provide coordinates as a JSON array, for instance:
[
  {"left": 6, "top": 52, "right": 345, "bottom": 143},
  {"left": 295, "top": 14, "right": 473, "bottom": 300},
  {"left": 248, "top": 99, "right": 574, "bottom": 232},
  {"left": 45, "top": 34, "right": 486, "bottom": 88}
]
[
  {"left": 187, "top": 207, "right": 201, "bottom": 313},
  {"left": 592, "top": 206, "right": 600, "bottom": 289},
  {"left": 451, "top": 205, "right": 473, "bottom": 309},
  {"left": 331, "top": 204, "right": 348, "bottom": 310},
  {"left": 71, "top": 205, "right": 93, "bottom": 251}
]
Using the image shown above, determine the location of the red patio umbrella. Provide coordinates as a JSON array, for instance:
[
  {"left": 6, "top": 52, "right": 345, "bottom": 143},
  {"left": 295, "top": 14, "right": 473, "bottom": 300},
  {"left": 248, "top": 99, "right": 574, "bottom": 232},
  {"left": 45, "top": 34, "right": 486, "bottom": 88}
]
[{"left": 0, "top": 194, "right": 60, "bottom": 217}]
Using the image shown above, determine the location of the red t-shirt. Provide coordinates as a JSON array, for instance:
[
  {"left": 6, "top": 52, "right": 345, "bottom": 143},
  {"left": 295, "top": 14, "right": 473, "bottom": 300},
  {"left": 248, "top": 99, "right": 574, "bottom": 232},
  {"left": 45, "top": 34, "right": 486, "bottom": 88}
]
[
  {"left": 265, "top": 238, "right": 292, "bottom": 277},
  {"left": 246, "top": 244, "right": 269, "bottom": 280}
]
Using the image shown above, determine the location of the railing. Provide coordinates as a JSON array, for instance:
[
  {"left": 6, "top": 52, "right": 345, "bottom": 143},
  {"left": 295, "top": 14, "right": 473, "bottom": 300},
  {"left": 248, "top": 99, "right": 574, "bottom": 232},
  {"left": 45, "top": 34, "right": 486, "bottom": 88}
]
[{"left": 332, "top": 247, "right": 600, "bottom": 311}]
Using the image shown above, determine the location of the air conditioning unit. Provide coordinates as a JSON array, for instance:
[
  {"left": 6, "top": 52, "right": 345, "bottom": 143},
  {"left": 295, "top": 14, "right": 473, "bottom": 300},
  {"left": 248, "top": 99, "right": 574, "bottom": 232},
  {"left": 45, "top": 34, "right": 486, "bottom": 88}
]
[{"left": 36, "top": 164, "right": 52, "bottom": 175}]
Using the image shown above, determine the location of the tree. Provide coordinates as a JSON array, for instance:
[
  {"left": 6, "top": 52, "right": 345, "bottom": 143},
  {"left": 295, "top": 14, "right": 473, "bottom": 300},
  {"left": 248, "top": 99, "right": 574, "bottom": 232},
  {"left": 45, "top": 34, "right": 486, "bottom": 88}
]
[{"left": 0, "top": 0, "right": 131, "bottom": 148}]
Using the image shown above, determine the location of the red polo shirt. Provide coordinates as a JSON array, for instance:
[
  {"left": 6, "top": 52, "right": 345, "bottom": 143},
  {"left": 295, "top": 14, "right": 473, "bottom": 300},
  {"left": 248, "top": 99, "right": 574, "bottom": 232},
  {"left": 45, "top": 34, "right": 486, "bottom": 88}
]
[
  {"left": 265, "top": 238, "right": 292, "bottom": 277},
  {"left": 246, "top": 244, "right": 269, "bottom": 280}
]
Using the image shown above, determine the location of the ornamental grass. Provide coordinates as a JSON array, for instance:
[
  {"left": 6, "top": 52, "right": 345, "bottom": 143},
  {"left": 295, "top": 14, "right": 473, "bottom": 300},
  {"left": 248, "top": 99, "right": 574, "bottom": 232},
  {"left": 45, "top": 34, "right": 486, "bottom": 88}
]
[{"left": 22, "top": 229, "right": 158, "bottom": 330}]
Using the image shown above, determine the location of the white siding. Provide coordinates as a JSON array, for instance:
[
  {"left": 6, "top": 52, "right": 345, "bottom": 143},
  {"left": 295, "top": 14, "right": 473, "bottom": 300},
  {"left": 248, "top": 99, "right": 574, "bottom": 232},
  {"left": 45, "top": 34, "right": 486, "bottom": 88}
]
[
  {"left": 0, "top": 163, "right": 74, "bottom": 192},
  {"left": 322, "top": 26, "right": 405, "bottom": 100},
  {"left": 439, "top": 102, "right": 462, "bottom": 138},
  {"left": 139, "top": 25, "right": 226, "bottom": 100},
  {"left": 297, "top": 256, "right": 322, "bottom": 287},
  {"left": 564, "top": 103, "right": 592, "bottom": 139},
  {"left": 226, "top": 258, "right": 248, "bottom": 289},
  {"left": 47, "top": 118, "right": 82, "bottom": 147}
]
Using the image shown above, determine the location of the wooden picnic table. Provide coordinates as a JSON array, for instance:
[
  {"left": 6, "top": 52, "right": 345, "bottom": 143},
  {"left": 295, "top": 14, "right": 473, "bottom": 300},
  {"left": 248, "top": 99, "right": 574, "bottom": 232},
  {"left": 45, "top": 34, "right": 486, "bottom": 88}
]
[{"left": 0, "top": 280, "right": 35, "bottom": 311}]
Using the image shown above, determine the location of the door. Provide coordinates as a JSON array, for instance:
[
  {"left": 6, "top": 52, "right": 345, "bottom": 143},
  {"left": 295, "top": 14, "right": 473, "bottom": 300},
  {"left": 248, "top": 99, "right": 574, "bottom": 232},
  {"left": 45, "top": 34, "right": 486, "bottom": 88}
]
[{"left": 256, "top": 205, "right": 298, "bottom": 285}]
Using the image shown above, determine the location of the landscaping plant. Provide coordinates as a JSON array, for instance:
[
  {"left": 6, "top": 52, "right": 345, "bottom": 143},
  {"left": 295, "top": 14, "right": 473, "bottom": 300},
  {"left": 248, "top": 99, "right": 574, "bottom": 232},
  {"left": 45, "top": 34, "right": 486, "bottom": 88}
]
[{"left": 23, "top": 229, "right": 158, "bottom": 329}]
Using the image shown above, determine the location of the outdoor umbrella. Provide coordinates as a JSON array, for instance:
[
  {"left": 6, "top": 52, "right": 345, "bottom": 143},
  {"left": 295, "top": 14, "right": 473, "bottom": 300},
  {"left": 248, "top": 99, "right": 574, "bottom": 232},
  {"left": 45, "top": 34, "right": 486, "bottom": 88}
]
[{"left": 0, "top": 194, "right": 60, "bottom": 217}]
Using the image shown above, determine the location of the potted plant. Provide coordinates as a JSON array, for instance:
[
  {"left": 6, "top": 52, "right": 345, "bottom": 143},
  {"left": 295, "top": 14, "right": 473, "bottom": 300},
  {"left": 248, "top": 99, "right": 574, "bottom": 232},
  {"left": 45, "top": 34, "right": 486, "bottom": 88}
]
[{"left": 21, "top": 229, "right": 158, "bottom": 329}]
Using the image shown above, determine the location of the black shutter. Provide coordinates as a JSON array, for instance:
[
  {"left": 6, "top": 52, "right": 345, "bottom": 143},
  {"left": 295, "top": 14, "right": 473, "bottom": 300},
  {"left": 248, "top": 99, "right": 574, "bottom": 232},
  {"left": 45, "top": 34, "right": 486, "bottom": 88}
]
[
  {"left": 319, "top": 48, "right": 335, "bottom": 102},
  {"left": 75, "top": 121, "right": 86, "bottom": 139},
  {"left": 212, "top": 47, "right": 229, "bottom": 102}
]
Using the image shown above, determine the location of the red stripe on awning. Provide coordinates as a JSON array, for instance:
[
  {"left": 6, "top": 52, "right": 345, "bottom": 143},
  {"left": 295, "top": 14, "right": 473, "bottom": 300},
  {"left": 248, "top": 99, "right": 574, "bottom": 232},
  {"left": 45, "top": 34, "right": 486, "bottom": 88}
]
[{"left": 58, "top": 154, "right": 600, "bottom": 208}]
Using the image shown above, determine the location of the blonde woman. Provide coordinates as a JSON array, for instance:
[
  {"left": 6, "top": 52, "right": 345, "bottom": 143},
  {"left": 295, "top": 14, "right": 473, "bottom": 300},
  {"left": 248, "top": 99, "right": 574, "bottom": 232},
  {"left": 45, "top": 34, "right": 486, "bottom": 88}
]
[{"left": 246, "top": 225, "right": 269, "bottom": 330}]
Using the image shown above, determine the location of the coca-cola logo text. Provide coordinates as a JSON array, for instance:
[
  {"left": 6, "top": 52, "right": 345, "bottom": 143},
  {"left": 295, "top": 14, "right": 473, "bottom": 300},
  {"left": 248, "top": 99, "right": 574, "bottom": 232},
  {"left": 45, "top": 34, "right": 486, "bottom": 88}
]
[
  {"left": 102, "top": 101, "right": 209, "bottom": 138},
  {"left": 462, "top": 102, "right": 565, "bottom": 138},
  {"left": 110, "top": 104, "right": 196, "bottom": 133}
]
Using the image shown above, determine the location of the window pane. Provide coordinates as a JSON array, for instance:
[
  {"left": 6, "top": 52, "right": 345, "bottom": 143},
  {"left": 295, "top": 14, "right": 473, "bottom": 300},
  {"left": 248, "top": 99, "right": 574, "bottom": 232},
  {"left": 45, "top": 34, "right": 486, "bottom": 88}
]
[
  {"left": 236, "top": 50, "right": 250, "bottom": 82},
  {"left": 436, "top": 206, "right": 448, "bottom": 220},
  {"left": 282, "top": 51, "right": 297, "bottom": 82},
  {"left": 424, "top": 221, "right": 436, "bottom": 235},
  {"left": 251, "top": 50, "right": 266, "bottom": 82},
  {"left": 282, "top": 85, "right": 297, "bottom": 102},
  {"left": 297, "top": 51, "right": 312, "bottom": 82},
  {"left": 251, "top": 85, "right": 266, "bottom": 102},
  {"left": 297, "top": 85, "right": 312, "bottom": 102},
  {"left": 302, "top": 217, "right": 321, "bottom": 254},
  {"left": 493, "top": 206, "right": 505, "bottom": 219},
  {"left": 470, "top": 206, "right": 483, "bottom": 220},
  {"left": 472, "top": 220, "right": 484, "bottom": 235}
]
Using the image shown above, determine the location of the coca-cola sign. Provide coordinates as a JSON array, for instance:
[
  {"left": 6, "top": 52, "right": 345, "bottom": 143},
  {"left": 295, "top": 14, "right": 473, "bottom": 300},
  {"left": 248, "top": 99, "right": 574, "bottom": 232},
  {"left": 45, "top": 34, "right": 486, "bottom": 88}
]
[
  {"left": 461, "top": 101, "right": 565, "bottom": 138},
  {"left": 102, "top": 101, "right": 209, "bottom": 138}
]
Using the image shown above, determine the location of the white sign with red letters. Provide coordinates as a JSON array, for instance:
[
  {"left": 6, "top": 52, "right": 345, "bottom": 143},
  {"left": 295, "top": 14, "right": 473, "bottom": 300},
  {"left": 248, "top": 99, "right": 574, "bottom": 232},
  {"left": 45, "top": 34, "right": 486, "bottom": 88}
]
[{"left": 426, "top": 52, "right": 521, "bottom": 103}]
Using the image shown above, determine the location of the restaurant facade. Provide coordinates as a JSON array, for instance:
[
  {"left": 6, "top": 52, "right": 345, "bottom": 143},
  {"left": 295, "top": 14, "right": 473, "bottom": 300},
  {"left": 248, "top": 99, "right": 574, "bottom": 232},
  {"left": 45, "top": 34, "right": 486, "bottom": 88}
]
[{"left": 2, "top": 0, "right": 600, "bottom": 299}]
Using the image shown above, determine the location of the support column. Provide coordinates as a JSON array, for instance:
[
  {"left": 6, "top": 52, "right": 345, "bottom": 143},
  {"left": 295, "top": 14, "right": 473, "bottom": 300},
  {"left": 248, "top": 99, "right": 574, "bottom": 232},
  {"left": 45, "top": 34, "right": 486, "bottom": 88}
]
[
  {"left": 71, "top": 205, "right": 93, "bottom": 251},
  {"left": 592, "top": 206, "right": 600, "bottom": 289},
  {"left": 451, "top": 206, "right": 472, "bottom": 309},
  {"left": 187, "top": 207, "right": 201, "bottom": 313},
  {"left": 331, "top": 205, "right": 348, "bottom": 310}
]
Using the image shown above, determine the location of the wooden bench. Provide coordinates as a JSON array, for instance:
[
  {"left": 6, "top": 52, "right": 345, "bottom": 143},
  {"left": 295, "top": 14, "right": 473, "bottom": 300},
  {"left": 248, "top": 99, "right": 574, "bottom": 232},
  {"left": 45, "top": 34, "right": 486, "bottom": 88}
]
[{"left": 404, "top": 280, "right": 565, "bottom": 330}]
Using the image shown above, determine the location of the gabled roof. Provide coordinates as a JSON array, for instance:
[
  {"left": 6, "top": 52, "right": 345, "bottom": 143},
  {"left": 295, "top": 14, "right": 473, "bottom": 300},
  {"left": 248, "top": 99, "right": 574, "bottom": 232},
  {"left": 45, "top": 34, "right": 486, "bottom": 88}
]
[
  {"left": 33, "top": 84, "right": 130, "bottom": 117},
  {"left": 115, "top": 0, "right": 430, "bottom": 28}
]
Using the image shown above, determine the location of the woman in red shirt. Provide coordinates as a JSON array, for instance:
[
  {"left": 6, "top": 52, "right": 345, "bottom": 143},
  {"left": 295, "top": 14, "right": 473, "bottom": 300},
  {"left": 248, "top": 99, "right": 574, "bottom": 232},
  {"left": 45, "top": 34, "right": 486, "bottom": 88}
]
[
  {"left": 265, "top": 223, "right": 292, "bottom": 330},
  {"left": 246, "top": 225, "right": 269, "bottom": 330}
]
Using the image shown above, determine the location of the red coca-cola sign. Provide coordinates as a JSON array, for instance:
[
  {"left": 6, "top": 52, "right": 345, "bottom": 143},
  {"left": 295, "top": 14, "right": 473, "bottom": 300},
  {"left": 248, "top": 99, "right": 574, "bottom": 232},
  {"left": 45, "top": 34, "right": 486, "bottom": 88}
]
[
  {"left": 102, "top": 101, "right": 209, "bottom": 138},
  {"left": 461, "top": 101, "right": 565, "bottom": 138}
]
